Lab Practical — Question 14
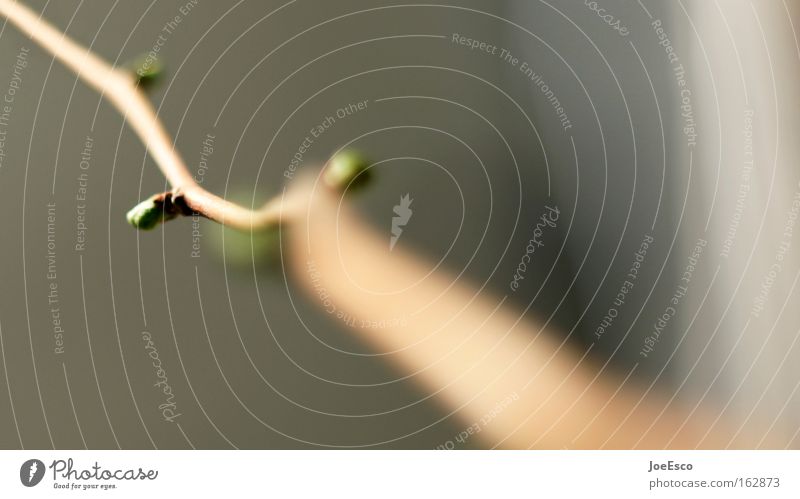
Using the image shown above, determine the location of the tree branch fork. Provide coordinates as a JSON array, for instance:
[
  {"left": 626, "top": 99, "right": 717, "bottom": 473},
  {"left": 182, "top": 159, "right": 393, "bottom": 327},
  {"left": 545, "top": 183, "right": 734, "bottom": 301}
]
[{"left": 0, "top": 0, "right": 369, "bottom": 233}]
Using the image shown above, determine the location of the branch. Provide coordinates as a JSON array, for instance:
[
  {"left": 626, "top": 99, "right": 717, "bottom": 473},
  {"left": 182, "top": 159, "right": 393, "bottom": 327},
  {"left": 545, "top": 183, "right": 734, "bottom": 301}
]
[
  {"left": 0, "top": 0, "right": 369, "bottom": 231},
  {"left": 288, "top": 177, "right": 778, "bottom": 449}
]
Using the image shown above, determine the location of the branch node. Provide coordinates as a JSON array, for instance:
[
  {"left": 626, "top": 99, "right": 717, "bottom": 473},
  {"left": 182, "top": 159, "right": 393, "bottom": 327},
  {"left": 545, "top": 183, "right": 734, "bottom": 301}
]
[
  {"left": 324, "top": 149, "right": 372, "bottom": 191},
  {"left": 126, "top": 190, "right": 191, "bottom": 230},
  {"left": 124, "top": 53, "right": 164, "bottom": 90}
]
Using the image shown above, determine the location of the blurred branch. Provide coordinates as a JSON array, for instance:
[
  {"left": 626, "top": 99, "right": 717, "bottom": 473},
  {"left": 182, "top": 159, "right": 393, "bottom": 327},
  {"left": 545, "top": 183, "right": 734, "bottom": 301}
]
[
  {"left": 289, "top": 178, "right": 779, "bottom": 449},
  {"left": 0, "top": 0, "right": 367, "bottom": 231}
]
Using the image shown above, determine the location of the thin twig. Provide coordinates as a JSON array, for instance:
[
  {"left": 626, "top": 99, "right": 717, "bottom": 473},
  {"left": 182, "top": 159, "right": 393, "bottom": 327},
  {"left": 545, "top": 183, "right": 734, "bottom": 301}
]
[{"left": 0, "top": 0, "right": 367, "bottom": 231}]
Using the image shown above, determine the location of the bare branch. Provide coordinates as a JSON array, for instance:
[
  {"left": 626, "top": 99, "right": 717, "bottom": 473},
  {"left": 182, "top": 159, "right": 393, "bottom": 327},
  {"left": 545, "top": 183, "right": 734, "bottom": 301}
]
[{"left": 0, "top": 0, "right": 368, "bottom": 231}]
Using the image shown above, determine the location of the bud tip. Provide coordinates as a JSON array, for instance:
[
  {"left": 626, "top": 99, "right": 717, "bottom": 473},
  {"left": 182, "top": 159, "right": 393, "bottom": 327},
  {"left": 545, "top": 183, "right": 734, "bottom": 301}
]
[
  {"left": 323, "top": 150, "right": 371, "bottom": 191},
  {"left": 126, "top": 198, "right": 163, "bottom": 230}
]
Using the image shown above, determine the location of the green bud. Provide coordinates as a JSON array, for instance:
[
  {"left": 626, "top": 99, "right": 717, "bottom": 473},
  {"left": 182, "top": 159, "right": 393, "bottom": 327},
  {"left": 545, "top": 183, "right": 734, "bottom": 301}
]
[
  {"left": 323, "top": 149, "right": 372, "bottom": 191},
  {"left": 209, "top": 222, "right": 282, "bottom": 271},
  {"left": 124, "top": 54, "right": 164, "bottom": 89},
  {"left": 204, "top": 189, "right": 282, "bottom": 271},
  {"left": 126, "top": 197, "right": 170, "bottom": 230}
]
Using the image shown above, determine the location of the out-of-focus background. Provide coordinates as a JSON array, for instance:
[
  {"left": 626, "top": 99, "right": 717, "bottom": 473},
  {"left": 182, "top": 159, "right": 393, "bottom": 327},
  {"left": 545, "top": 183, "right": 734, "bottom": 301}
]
[{"left": 0, "top": 0, "right": 798, "bottom": 448}]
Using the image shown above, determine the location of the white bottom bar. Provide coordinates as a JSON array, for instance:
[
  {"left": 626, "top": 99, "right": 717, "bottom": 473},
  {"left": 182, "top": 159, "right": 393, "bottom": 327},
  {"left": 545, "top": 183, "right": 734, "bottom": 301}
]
[{"left": 1, "top": 450, "right": 797, "bottom": 497}]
